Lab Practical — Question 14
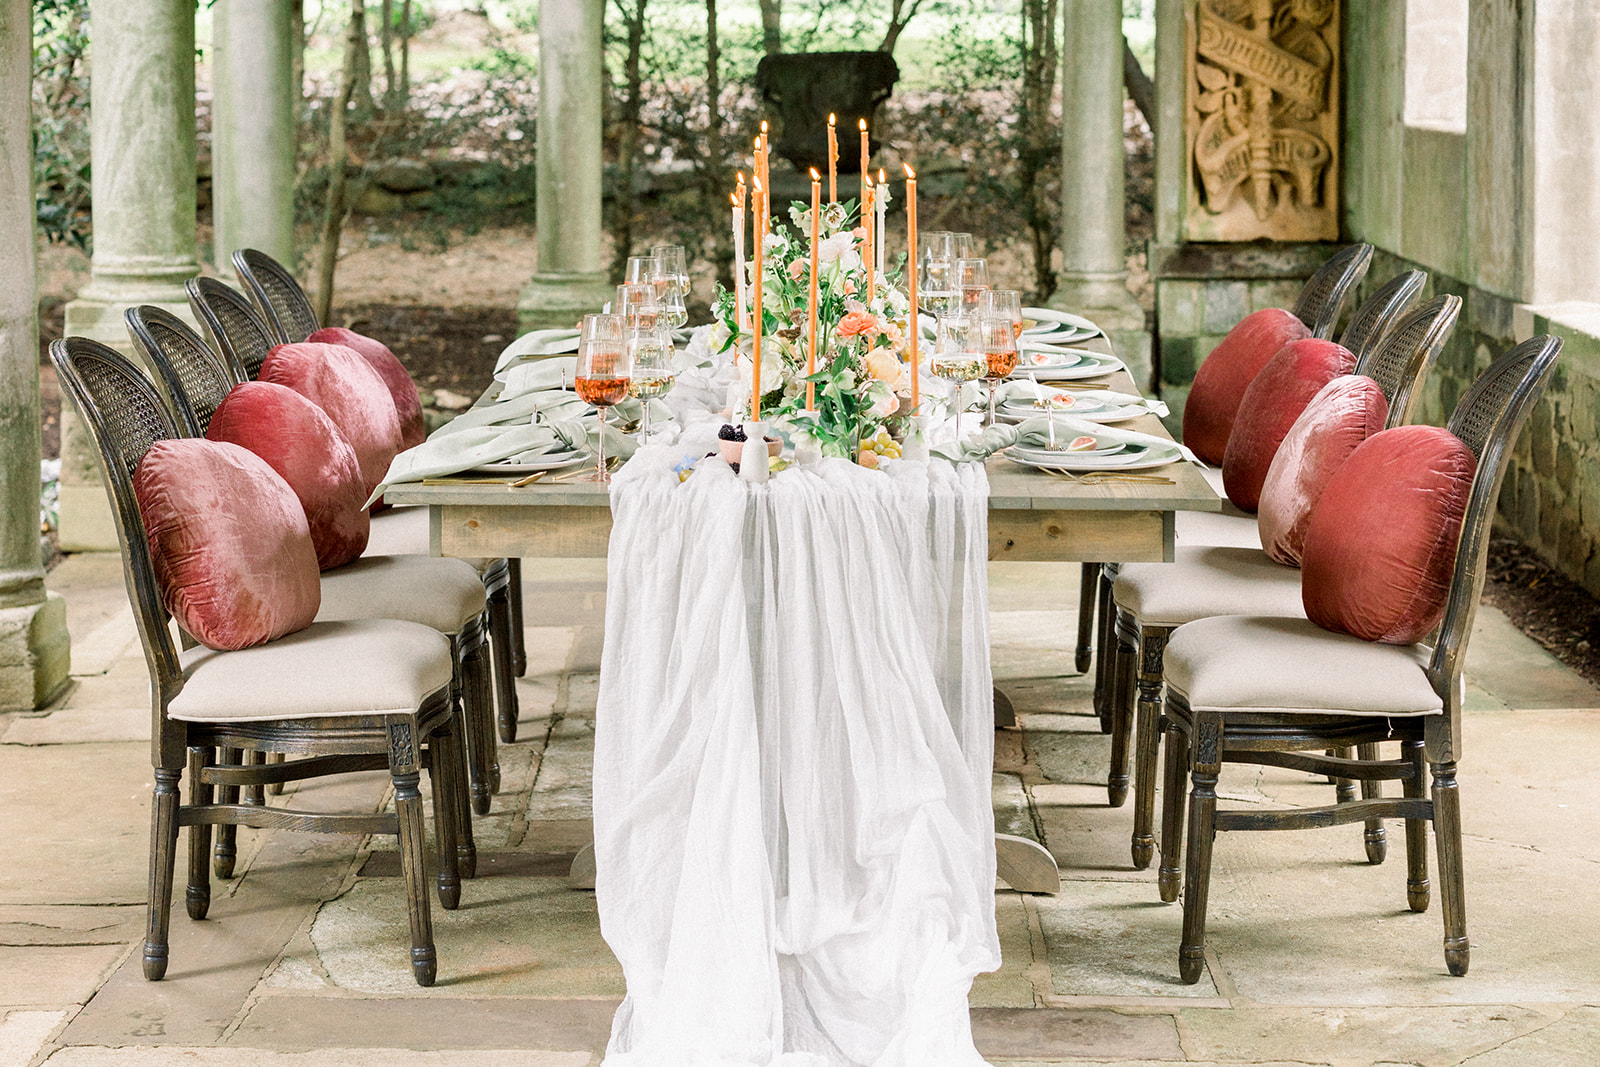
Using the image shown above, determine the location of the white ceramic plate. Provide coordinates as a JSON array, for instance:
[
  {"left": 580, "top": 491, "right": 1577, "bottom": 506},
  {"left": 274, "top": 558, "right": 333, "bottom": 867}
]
[
  {"left": 1022, "top": 307, "right": 1100, "bottom": 335},
  {"left": 1016, "top": 349, "right": 1087, "bottom": 371},
  {"left": 997, "top": 393, "right": 1111, "bottom": 419},
  {"left": 1004, "top": 440, "right": 1184, "bottom": 472},
  {"left": 1010, "top": 352, "right": 1124, "bottom": 381},
  {"left": 470, "top": 450, "right": 588, "bottom": 474}
]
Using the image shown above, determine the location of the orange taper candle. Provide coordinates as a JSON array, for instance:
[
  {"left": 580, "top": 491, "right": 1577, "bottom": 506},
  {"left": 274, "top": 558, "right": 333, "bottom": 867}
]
[
  {"left": 807, "top": 168, "right": 821, "bottom": 411},
  {"left": 751, "top": 176, "right": 765, "bottom": 420},
  {"left": 905, "top": 164, "right": 919, "bottom": 414},
  {"left": 858, "top": 119, "right": 870, "bottom": 216},
  {"left": 827, "top": 114, "right": 838, "bottom": 203}
]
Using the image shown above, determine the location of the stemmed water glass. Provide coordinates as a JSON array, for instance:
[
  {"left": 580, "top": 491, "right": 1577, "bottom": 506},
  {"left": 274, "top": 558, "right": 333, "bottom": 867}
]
[
  {"left": 614, "top": 284, "right": 660, "bottom": 330},
  {"left": 953, "top": 258, "right": 990, "bottom": 320},
  {"left": 977, "top": 313, "right": 1020, "bottom": 426},
  {"left": 626, "top": 322, "right": 675, "bottom": 440},
  {"left": 650, "top": 244, "right": 690, "bottom": 297},
  {"left": 920, "top": 256, "right": 955, "bottom": 316},
  {"left": 574, "top": 313, "right": 630, "bottom": 483},
  {"left": 649, "top": 266, "right": 689, "bottom": 330},
  {"left": 623, "top": 256, "right": 660, "bottom": 287}
]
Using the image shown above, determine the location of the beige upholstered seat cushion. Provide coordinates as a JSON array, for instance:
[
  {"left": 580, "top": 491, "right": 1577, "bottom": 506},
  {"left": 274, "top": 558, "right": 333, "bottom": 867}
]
[
  {"left": 1164, "top": 615, "right": 1443, "bottom": 717},
  {"left": 1113, "top": 547, "right": 1304, "bottom": 628},
  {"left": 171, "top": 619, "right": 453, "bottom": 722},
  {"left": 1177, "top": 467, "right": 1261, "bottom": 548},
  {"left": 364, "top": 504, "right": 491, "bottom": 574},
  {"left": 317, "top": 555, "right": 487, "bottom": 635}
]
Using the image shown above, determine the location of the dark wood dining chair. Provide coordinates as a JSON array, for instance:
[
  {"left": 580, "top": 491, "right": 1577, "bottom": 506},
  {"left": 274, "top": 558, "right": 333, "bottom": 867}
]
[
  {"left": 232, "top": 247, "right": 321, "bottom": 345},
  {"left": 1292, "top": 243, "right": 1374, "bottom": 339},
  {"left": 191, "top": 261, "right": 528, "bottom": 746},
  {"left": 1337, "top": 269, "right": 1426, "bottom": 363},
  {"left": 125, "top": 305, "right": 501, "bottom": 822},
  {"left": 52, "top": 336, "right": 468, "bottom": 987},
  {"left": 1109, "top": 295, "right": 1462, "bottom": 875},
  {"left": 1157, "top": 333, "right": 1562, "bottom": 983}
]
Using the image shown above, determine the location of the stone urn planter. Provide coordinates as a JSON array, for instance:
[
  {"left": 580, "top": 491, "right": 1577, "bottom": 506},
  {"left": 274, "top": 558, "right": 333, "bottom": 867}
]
[{"left": 754, "top": 51, "right": 899, "bottom": 176}]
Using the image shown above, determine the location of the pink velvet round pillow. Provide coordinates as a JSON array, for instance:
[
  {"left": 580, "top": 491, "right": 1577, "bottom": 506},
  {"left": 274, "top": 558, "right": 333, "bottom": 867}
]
[
  {"left": 134, "top": 439, "right": 321, "bottom": 651},
  {"left": 1182, "top": 308, "right": 1311, "bottom": 464},
  {"left": 259, "top": 342, "right": 402, "bottom": 499},
  {"left": 1258, "top": 375, "right": 1389, "bottom": 567},
  {"left": 1301, "top": 426, "right": 1477, "bottom": 645},
  {"left": 1221, "top": 337, "right": 1357, "bottom": 512},
  {"left": 206, "top": 382, "right": 371, "bottom": 570},
  {"left": 307, "top": 327, "right": 425, "bottom": 450}
]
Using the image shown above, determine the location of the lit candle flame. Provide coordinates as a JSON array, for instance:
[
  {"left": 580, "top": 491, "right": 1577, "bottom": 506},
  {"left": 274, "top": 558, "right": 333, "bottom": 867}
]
[{"left": 904, "top": 164, "right": 915, "bottom": 179}]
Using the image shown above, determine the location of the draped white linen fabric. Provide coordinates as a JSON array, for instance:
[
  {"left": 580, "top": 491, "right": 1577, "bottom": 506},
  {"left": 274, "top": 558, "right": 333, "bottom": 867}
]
[{"left": 594, "top": 444, "right": 1000, "bottom": 1067}]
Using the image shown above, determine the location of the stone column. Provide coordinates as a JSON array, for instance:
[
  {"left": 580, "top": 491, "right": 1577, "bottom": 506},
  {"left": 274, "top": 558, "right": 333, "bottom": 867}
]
[
  {"left": 517, "top": 0, "right": 612, "bottom": 331},
  {"left": 60, "top": 0, "right": 200, "bottom": 550},
  {"left": 212, "top": 0, "right": 296, "bottom": 275},
  {"left": 0, "top": 0, "right": 70, "bottom": 708},
  {"left": 1052, "top": 0, "right": 1151, "bottom": 388}
]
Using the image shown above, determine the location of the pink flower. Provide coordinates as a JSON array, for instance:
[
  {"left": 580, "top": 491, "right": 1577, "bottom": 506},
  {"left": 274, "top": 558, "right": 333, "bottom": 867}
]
[{"left": 788, "top": 260, "right": 807, "bottom": 280}]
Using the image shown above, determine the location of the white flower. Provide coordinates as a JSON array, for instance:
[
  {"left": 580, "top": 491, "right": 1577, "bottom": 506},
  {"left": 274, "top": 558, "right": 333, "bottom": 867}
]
[
  {"left": 762, "top": 232, "right": 786, "bottom": 254},
  {"left": 865, "top": 378, "right": 899, "bottom": 417},
  {"left": 823, "top": 202, "right": 849, "bottom": 230},
  {"left": 817, "top": 231, "right": 854, "bottom": 266}
]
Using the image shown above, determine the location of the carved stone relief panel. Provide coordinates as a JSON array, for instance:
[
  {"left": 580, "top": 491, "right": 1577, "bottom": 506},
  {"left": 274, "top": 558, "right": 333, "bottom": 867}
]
[{"left": 1184, "top": 0, "right": 1340, "bottom": 242}]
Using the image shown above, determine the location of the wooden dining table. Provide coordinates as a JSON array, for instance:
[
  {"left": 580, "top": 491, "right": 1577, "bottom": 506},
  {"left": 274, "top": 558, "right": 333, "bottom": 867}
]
[{"left": 384, "top": 347, "right": 1220, "bottom": 896}]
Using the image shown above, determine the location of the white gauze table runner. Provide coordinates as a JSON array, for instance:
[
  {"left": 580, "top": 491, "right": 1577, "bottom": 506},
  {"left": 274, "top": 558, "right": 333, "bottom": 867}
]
[{"left": 594, "top": 445, "right": 1001, "bottom": 1067}]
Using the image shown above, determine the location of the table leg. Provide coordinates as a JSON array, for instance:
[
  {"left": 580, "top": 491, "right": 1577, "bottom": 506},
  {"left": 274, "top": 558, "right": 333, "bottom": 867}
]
[
  {"left": 995, "top": 833, "right": 1060, "bottom": 894},
  {"left": 994, "top": 686, "right": 1017, "bottom": 729}
]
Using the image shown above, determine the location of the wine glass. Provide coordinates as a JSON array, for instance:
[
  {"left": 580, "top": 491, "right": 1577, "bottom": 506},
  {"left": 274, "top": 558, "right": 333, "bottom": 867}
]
[
  {"left": 980, "top": 289, "right": 1024, "bottom": 340},
  {"left": 920, "top": 255, "right": 955, "bottom": 316},
  {"left": 623, "top": 256, "right": 660, "bottom": 286},
  {"left": 650, "top": 244, "right": 690, "bottom": 297},
  {"left": 574, "top": 314, "right": 630, "bottom": 483},
  {"left": 649, "top": 267, "right": 689, "bottom": 330},
  {"left": 626, "top": 322, "right": 675, "bottom": 440},
  {"left": 614, "top": 284, "right": 660, "bottom": 330},
  {"left": 976, "top": 313, "right": 1019, "bottom": 426},
  {"left": 953, "top": 258, "right": 990, "bottom": 319},
  {"left": 949, "top": 232, "right": 974, "bottom": 259},
  {"left": 930, "top": 317, "right": 984, "bottom": 441}
]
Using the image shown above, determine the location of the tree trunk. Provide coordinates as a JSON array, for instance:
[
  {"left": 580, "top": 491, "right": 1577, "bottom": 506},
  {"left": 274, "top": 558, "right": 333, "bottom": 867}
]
[
  {"left": 348, "top": 0, "right": 373, "bottom": 117},
  {"left": 705, "top": 0, "right": 728, "bottom": 286},
  {"left": 380, "top": 0, "right": 397, "bottom": 112},
  {"left": 399, "top": 0, "right": 412, "bottom": 104},
  {"left": 1018, "top": 0, "right": 1060, "bottom": 301},
  {"left": 878, "top": 0, "right": 927, "bottom": 55},
  {"left": 315, "top": 1, "right": 365, "bottom": 325},
  {"left": 290, "top": 0, "right": 305, "bottom": 106},
  {"left": 758, "top": 0, "right": 780, "bottom": 56},
  {"left": 610, "top": 0, "right": 648, "bottom": 281},
  {"left": 1123, "top": 36, "right": 1156, "bottom": 135}
]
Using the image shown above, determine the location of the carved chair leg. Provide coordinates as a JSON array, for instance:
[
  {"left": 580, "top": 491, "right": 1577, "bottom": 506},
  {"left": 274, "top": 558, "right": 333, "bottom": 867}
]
[
  {"left": 488, "top": 586, "right": 520, "bottom": 744},
  {"left": 1075, "top": 562, "right": 1098, "bottom": 673},
  {"left": 1107, "top": 667, "right": 1135, "bottom": 809},
  {"left": 1431, "top": 758, "right": 1470, "bottom": 976},
  {"left": 1179, "top": 711, "right": 1222, "bottom": 985},
  {"left": 1130, "top": 629, "right": 1168, "bottom": 869},
  {"left": 388, "top": 719, "right": 437, "bottom": 988},
  {"left": 265, "top": 752, "right": 286, "bottom": 797},
  {"left": 507, "top": 557, "right": 527, "bottom": 677},
  {"left": 213, "top": 746, "right": 240, "bottom": 879},
  {"left": 144, "top": 768, "right": 182, "bottom": 981},
  {"left": 462, "top": 635, "right": 499, "bottom": 815},
  {"left": 1332, "top": 747, "right": 1357, "bottom": 802},
  {"left": 1402, "top": 739, "right": 1430, "bottom": 913},
  {"left": 1157, "top": 719, "right": 1189, "bottom": 904},
  {"left": 427, "top": 726, "right": 463, "bottom": 911},
  {"left": 1358, "top": 742, "right": 1388, "bottom": 864},
  {"left": 184, "top": 748, "right": 213, "bottom": 921}
]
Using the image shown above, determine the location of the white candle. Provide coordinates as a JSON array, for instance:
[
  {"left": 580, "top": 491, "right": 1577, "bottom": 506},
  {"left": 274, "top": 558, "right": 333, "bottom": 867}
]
[
  {"left": 732, "top": 182, "right": 747, "bottom": 330},
  {"left": 876, "top": 168, "right": 888, "bottom": 277}
]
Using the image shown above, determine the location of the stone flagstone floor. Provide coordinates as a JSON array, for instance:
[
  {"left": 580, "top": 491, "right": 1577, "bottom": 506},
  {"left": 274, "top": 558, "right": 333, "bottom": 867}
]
[{"left": 1, "top": 553, "right": 1598, "bottom": 1065}]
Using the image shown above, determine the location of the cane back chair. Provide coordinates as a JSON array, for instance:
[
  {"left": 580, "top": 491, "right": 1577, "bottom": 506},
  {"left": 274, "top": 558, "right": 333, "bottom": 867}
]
[
  {"left": 1079, "top": 257, "right": 1405, "bottom": 726},
  {"left": 1107, "top": 294, "right": 1462, "bottom": 877},
  {"left": 187, "top": 276, "right": 275, "bottom": 382},
  {"left": 1156, "top": 333, "right": 1561, "bottom": 983},
  {"left": 219, "top": 251, "right": 528, "bottom": 746},
  {"left": 1292, "top": 243, "right": 1374, "bottom": 339},
  {"left": 52, "top": 336, "right": 469, "bottom": 987},
  {"left": 125, "top": 306, "right": 501, "bottom": 821}
]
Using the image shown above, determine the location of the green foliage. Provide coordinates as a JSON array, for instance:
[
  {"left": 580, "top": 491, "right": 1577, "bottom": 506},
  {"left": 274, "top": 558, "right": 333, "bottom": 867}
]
[{"left": 32, "top": 0, "right": 93, "bottom": 250}]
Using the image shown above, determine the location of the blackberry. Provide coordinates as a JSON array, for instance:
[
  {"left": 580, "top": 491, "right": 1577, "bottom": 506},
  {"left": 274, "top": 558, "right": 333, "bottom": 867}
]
[
  {"left": 717, "top": 423, "right": 747, "bottom": 442},
  {"left": 729, "top": 461, "right": 741, "bottom": 475}
]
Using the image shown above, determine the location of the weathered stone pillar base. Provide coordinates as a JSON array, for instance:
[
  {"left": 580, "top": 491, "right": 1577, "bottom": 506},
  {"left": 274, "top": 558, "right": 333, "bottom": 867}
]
[
  {"left": 1051, "top": 274, "right": 1152, "bottom": 393},
  {"left": 517, "top": 271, "right": 614, "bottom": 333},
  {"left": 58, "top": 295, "right": 195, "bottom": 551},
  {"left": 0, "top": 593, "right": 70, "bottom": 709}
]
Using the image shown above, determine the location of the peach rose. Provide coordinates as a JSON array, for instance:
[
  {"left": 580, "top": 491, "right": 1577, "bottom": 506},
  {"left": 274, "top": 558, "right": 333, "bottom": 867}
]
[
  {"left": 864, "top": 348, "right": 901, "bottom": 382},
  {"left": 838, "top": 309, "right": 880, "bottom": 339}
]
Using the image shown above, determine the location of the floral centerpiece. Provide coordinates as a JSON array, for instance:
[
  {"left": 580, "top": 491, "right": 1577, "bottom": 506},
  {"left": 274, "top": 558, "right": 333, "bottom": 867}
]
[{"left": 710, "top": 196, "right": 918, "bottom": 460}]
